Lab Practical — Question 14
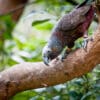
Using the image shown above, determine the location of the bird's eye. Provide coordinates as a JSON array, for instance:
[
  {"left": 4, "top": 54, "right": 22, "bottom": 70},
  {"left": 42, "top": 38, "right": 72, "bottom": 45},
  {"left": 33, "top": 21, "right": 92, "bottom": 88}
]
[{"left": 47, "top": 50, "right": 51, "bottom": 53}]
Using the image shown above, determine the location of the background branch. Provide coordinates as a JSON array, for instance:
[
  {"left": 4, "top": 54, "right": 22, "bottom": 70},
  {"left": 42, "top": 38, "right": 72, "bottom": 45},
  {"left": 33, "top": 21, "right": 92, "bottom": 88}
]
[
  {"left": 0, "top": 0, "right": 28, "bottom": 21},
  {"left": 0, "top": 1, "right": 36, "bottom": 17}
]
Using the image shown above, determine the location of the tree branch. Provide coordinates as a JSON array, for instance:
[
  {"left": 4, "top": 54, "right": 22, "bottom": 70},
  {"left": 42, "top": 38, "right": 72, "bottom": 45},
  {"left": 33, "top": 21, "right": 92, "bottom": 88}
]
[
  {"left": 0, "top": 0, "right": 27, "bottom": 21},
  {"left": 0, "top": 1, "right": 100, "bottom": 100},
  {"left": 0, "top": 24, "right": 100, "bottom": 99},
  {"left": 0, "top": 1, "right": 36, "bottom": 17}
]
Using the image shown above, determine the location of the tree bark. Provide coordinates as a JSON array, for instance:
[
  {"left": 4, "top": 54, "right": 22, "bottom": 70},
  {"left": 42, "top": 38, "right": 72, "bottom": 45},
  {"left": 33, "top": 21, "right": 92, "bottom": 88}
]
[
  {"left": 0, "top": 24, "right": 100, "bottom": 99},
  {"left": 0, "top": 1, "right": 100, "bottom": 100},
  {"left": 0, "top": 0, "right": 28, "bottom": 21}
]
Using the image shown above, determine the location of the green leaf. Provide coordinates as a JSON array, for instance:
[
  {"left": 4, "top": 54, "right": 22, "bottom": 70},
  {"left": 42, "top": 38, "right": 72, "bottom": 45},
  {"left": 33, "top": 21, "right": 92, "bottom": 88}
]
[
  {"left": 34, "top": 21, "right": 54, "bottom": 31},
  {"left": 81, "top": 91, "right": 95, "bottom": 100},
  {"left": 69, "top": 91, "right": 82, "bottom": 100},
  {"left": 32, "top": 19, "right": 50, "bottom": 26}
]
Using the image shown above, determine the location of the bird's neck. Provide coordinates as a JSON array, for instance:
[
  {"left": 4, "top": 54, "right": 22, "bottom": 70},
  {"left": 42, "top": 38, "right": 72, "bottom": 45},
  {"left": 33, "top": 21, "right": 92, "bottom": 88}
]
[
  {"left": 51, "top": 31, "right": 66, "bottom": 48},
  {"left": 49, "top": 33, "right": 64, "bottom": 52}
]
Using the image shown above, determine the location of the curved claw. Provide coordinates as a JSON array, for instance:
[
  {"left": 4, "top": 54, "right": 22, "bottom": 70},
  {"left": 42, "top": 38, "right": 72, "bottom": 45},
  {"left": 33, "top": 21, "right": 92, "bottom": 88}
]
[
  {"left": 82, "top": 37, "right": 93, "bottom": 51},
  {"left": 43, "top": 56, "right": 50, "bottom": 66},
  {"left": 82, "top": 39, "right": 88, "bottom": 49},
  {"left": 60, "top": 48, "right": 72, "bottom": 62},
  {"left": 60, "top": 54, "right": 67, "bottom": 62}
]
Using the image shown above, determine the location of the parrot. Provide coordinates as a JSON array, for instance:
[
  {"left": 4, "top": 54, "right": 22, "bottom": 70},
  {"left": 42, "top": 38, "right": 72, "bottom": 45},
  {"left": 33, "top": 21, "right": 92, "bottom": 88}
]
[{"left": 42, "top": 0, "right": 95, "bottom": 65}]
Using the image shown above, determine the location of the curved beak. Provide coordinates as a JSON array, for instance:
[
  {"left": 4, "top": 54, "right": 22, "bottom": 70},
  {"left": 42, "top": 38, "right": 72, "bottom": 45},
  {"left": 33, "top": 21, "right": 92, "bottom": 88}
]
[{"left": 43, "top": 56, "right": 50, "bottom": 66}]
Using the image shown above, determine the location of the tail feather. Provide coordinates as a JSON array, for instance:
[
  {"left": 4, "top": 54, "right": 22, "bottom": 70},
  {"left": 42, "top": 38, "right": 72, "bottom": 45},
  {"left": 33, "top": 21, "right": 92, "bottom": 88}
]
[{"left": 77, "top": 0, "right": 95, "bottom": 8}]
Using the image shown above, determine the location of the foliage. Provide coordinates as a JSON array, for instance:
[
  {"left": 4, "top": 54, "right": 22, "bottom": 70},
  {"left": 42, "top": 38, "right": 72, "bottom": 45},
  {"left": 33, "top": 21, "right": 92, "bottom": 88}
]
[{"left": 0, "top": 0, "right": 100, "bottom": 100}]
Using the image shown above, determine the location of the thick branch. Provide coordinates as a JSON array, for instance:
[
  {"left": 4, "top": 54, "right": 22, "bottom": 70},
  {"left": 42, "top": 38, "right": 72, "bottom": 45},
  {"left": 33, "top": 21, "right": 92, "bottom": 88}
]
[{"left": 0, "top": 24, "right": 100, "bottom": 99}]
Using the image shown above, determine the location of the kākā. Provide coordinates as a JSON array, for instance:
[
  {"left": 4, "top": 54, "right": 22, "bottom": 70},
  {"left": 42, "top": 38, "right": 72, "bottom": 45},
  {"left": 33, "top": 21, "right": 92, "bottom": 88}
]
[{"left": 42, "top": 0, "right": 95, "bottom": 65}]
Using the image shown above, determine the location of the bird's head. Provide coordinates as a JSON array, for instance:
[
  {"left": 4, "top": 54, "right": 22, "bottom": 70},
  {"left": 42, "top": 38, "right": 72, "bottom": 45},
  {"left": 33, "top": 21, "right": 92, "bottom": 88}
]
[{"left": 42, "top": 43, "right": 62, "bottom": 65}]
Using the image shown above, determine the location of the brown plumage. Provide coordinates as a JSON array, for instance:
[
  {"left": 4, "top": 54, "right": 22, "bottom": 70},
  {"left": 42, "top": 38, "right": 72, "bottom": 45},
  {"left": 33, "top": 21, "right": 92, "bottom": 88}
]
[{"left": 42, "top": 0, "right": 95, "bottom": 65}]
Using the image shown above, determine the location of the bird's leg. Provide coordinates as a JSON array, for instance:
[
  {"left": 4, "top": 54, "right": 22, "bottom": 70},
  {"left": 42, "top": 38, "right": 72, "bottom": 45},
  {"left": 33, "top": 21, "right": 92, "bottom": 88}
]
[
  {"left": 82, "top": 31, "right": 93, "bottom": 50},
  {"left": 60, "top": 48, "right": 72, "bottom": 62},
  {"left": 82, "top": 31, "right": 88, "bottom": 49}
]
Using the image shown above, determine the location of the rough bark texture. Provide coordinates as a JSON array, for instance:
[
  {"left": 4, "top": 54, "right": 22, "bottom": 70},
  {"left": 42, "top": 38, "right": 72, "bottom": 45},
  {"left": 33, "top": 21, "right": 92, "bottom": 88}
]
[
  {"left": 0, "top": 24, "right": 100, "bottom": 99},
  {"left": 0, "top": 1, "right": 100, "bottom": 100}
]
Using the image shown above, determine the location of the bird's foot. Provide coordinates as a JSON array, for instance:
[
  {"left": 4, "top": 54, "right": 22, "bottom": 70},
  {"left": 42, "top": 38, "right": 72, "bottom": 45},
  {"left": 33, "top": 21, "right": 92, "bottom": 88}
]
[
  {"left": 60, "top": 48, "right": 72, "bottom": 62},
  {"left": 82, "top": 37, "right": 93, "bottom": 51},
  {"left": 60, "top": 53, "right": 68, "bottom": 62}
]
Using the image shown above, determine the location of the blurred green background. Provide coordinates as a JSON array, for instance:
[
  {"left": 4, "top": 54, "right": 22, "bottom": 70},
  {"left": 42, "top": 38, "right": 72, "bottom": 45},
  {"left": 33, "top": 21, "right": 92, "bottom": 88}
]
[{"left": 0, "top": 0, "right": 100, "bottom": 100}]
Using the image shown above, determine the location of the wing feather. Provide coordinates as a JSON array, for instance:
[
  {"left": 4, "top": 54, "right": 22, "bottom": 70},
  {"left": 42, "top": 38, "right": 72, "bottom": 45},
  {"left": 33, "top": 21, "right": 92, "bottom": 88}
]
[{"left": 57, "top": 6, "right": 90, "bottom": 31}]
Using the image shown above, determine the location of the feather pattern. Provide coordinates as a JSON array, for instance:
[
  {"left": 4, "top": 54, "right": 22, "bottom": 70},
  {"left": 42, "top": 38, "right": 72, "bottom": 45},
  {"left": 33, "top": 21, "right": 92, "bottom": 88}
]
[
  {"left": 42, "top": 0, "right": 95, "bottom": 65},
  {"left": 51, "top": 6, "right": 94, "bottom": 48}
]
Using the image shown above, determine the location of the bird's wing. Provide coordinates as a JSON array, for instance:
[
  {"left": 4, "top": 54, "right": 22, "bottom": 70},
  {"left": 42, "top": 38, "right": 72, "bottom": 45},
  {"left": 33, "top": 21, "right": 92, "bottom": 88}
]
[{"left": 57, "top": 6, "right": 90, "bottom": 31}]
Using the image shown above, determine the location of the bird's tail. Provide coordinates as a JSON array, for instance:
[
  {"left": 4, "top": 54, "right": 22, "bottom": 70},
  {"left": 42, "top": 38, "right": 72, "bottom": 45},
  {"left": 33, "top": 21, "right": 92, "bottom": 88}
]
[{"left": 77, "top": 0, "right": 95, "bottom": 8}]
